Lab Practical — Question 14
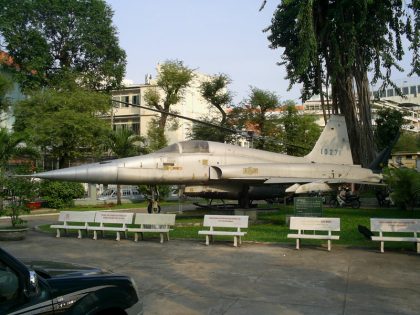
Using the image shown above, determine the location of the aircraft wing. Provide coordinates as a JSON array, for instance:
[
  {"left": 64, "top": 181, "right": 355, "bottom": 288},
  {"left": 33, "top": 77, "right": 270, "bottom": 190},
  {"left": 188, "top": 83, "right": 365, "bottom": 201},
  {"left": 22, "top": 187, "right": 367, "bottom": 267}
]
[
  {"left": 264, "top": 178, "right": 385, "bottom": 186},
  {"left": 211, "top": 163, "right": 383, "bottom": 186}
]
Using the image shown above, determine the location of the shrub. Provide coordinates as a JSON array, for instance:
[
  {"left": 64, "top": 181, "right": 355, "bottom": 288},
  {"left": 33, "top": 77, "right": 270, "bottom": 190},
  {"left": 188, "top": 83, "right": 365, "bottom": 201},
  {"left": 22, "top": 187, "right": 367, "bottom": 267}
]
[
  {"left": 384, "top": 167, "right": 420, "bottom": 210},
  {"left": 39, "top": 180, "right": 85, "bottom": 209}
]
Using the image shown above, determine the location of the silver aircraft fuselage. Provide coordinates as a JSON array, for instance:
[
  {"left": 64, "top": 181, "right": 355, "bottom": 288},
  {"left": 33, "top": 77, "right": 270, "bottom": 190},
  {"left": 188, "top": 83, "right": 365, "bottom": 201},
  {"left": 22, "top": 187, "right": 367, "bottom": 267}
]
[{"left": 32, "top": 116, "right": 382, "bottom": 201}]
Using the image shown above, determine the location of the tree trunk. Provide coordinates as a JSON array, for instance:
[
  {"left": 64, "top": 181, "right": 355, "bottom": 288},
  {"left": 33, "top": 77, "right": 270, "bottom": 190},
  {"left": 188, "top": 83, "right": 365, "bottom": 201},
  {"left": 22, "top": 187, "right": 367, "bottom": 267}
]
[{"left": 117, "top": 184, "right": 121, "bottom": 205}]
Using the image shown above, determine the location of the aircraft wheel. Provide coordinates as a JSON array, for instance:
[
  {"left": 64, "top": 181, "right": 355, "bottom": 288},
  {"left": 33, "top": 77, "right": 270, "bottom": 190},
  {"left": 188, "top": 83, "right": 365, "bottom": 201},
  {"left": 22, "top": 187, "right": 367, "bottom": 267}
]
[
  {"left": 147, "top": 204, "right": 161, "bottom": 213},
  {"left": 351, "top": 200, "right": 361, "bottom": 209}
]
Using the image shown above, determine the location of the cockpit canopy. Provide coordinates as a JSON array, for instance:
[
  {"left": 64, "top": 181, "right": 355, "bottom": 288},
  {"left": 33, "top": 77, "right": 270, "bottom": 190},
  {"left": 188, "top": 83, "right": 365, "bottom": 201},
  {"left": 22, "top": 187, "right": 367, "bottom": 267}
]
[{"left": 156, "top": 140, "right": 209, "bottom": 154}]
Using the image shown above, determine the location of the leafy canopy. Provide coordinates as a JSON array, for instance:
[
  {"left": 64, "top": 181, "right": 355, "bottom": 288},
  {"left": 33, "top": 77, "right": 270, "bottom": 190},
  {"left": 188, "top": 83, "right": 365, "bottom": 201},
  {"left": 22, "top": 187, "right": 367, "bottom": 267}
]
[
  {"left": 14, "top": 88, "right": 110, "bottom": 168},
  {"left": 0, "top": 0, "right": 126, "bottom": 91}
]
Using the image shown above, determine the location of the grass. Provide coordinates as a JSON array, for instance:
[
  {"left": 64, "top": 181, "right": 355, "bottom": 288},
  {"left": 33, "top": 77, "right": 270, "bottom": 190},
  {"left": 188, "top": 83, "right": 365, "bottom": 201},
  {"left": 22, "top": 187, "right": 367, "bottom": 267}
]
[{"left": 37, "top": 206, "right": 420, "bottom": 251}]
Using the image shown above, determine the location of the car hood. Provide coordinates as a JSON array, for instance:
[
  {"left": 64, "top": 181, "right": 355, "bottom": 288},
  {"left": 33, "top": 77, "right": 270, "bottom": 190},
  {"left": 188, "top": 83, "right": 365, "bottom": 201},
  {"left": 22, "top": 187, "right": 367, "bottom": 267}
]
[{"left": 22, "top": 259, "right": 109, "bottom": 278}]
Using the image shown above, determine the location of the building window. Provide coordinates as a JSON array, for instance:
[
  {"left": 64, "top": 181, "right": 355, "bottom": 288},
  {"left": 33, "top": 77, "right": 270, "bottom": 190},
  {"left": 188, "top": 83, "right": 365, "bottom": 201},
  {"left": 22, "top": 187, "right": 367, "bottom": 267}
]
[
  {"left": 132, "top": 95, "right": 139, "bottom": 105},
  {"left": 410, "top": 86, "right": 416, "bottom": 95},
  {"left": 123, "top": 96, "right": 129, "bottom": 107},
  {"left": 402, "top": 87, "right": 409, "bottom": 95},
  {"left": 380, "top": 90, "right": 386, "bottom": 98},
  {"left": 387, "top": 89, "right": 394, "bottom": 97},
  {"left": 417, "top": 85, "right": 420, "bottom": 93}
]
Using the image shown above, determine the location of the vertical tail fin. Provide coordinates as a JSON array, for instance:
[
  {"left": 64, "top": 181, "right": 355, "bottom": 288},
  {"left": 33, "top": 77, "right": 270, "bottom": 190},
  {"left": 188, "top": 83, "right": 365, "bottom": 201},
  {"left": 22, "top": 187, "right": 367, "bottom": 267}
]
[{"left": 305, "top": 115, "right": 354, "bottom": 165}]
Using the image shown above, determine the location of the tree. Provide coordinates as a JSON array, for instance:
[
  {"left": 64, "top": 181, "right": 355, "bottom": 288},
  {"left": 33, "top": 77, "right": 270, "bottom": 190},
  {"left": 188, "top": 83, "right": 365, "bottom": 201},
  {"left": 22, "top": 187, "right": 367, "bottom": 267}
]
[
  {"left": 105, "top": 128, "right": 145, "bottom": 205},
  {"left": 188, "top": 117, "right": 234, "bottom": 143},
  {"left": 230, "top": 87, "right": 283, "bottom": 151},
  {"left": 279, "top": 103, "right": 321, "bottom": 156},
  {"left": 393, "top": 132, "right": 420, "bottom": 152},
  {"left": 265, "top": 1, "right": 420, "bottom": 166},
  {"left": 0, "top": 129, "right": 38, "bottom": 212},
  {"left": 0, "top": 0, "right": 126, "bottom": 91},
  {"left": 374, "top": 108, "right": 404, "bottom": 151},
  {"left": 384, "top": 167, "right": 420, "bottom": 210},
  {"left": 146, "top": 118, "right": 169, "bottom": 152},
  {"left": 143, "top": 60, "right": 194, "bottom": 149},
  {"left": 13, "top": 88, "right": 110, "bottom": 168},
  {"left": 0, "top": 72, "right": 12, "bottom": 113},
  {"left": 200, "top": 73, "right": 232, "bottom": 126}
]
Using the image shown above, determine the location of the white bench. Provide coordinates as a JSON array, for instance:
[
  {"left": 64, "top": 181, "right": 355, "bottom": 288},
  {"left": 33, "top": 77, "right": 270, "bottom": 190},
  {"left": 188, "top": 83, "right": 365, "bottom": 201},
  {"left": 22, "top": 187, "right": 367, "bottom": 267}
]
[
  {"left": 370, "top": 218, "right": 420, "bottom": 253},
  {"left": 198, "top": 215, "right": 248, "bottom": 247},
  {"left": 50, "top": 211, "right": 96, "bottom": 238},
  {"left": 287, "top": 217, "right": 340, "bottom": 251},
  {"left": 127, "top": 213, "right": 176, "bottom": 243},
  {"left": 87, "top": 212, "right": 134, "bottom": 241}
]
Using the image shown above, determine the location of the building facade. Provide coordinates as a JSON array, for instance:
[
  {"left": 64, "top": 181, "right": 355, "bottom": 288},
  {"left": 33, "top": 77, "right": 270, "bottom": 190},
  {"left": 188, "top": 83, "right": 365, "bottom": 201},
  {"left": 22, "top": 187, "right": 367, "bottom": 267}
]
[
  {"left": 109, "top": 67, "right": 218, "bottom": 145},
  {"left": 302, "top": 79, "right": 420, "bottom": 132}
]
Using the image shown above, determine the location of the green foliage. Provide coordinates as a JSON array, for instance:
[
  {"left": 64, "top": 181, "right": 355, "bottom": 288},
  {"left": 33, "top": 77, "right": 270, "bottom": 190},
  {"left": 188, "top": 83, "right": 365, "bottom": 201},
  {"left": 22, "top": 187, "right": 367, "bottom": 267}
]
[
  {"left": 393, "top": 132, "right": 420, "bottom": 152},
  {"left": 0, "top": 0, "right": 126, "bottom": 91},
  {"left": 14, "top": 88, "right": 110, "bottom": 168},
  {"left": 0, "top": 72, "right": 13, "bottom": 113},
  {"left": 144, "top": 60, "right": 194, "bottom": 131},
  {"left": 188, "top": 116, "right": 233, "bottom": 143},
  {"left": 0, "top": 165, "right": 38, "bottom": 227},
  {"left": 146, "top": 118, "right": 168, "bottom": 151},
  {"left": 230, "top": 87, "right": 282, "bottom": 151},
  {"left": 39, "top": 180, "right": 85, "bottom": 209},
  {"left": 199, "top": 73, "right": 232, "bottom": 126},
  {"left": 375, "top": 108, "right": 404, "bottom": 151},
  {"left": 384, "top": 168, "right": 420, "bottom": 210},
  {"left": 279, "top": 105, "right": 321, "bottom": 156},
  {"left": 106, "top": 129, "right": 146, "bottom": 158}
]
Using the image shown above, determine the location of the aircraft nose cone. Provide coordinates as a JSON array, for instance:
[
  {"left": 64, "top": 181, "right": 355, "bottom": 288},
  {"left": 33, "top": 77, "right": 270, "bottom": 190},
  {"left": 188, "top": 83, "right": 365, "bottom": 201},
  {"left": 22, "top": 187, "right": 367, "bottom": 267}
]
[{"left": 33, "top": 163, "right": 118, "bottom": 183}]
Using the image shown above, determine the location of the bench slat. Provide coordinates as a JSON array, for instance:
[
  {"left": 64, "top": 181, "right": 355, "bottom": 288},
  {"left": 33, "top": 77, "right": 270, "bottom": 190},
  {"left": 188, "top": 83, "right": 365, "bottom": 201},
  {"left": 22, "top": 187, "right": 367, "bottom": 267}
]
[{"left": 288, "top": 234, "right": 339, "bottom": 240}]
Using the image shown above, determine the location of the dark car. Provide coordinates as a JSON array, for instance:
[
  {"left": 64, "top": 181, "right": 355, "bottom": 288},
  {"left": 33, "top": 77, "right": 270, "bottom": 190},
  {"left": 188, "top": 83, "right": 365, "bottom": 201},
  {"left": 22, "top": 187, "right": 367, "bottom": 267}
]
[{"left": 0, "top": 247, "right": 142, "bottom": 315}]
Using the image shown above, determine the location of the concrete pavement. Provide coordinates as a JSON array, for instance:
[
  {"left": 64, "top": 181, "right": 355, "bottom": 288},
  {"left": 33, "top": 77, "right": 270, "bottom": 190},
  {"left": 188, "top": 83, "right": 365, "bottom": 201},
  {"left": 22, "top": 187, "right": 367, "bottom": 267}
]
[{"left": 1, "top": 214, "right": 420, "bottom": 315}]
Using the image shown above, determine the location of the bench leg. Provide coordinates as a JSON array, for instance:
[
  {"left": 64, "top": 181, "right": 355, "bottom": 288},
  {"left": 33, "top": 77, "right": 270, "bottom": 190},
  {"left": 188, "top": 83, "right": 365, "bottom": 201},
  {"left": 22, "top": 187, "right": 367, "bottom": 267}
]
[
  {"left": 56, "top": 229, "right": 60, "bottom": 238},
  {"left": 233, "top": 236, "right": 238, "bottom": 247},
  {"left": 116, "top": 232, "right": 120, "bottom": 241},
  {"left": 205, "top": 235, "right": 210, "bottom": 246},
  {"left": 77, "top": 230, "right": 82, "bottom": 239},
  {"left": 134, "top": 232, "right": 139, "bottom": 242},
  {"left": 93, "top": 230, "right": 97, "bottom": 240},
  {"left": 124, "top": 231, "right": 128, "bottom": 239},
  {"left": 417, "top": 242, "right": 419, "bottom": 254},
  {"left": 160, "top": 233, "right": 164, "bottom": 244},
  {"left": 239, "top": 236, "right": 242, "bottom": 245},
  {"left": 380, "top": 241, "right": 384, "bottom": 253},
  {"left": 64, "top": 229, "right": 67, "bottom": 236},
  {"left": 296, "top": 239, "right": 300, "bottom": 250},
  {"left": 166, "top": 232, "right": 170, "bottom": 241},
  {"left": 327, "top": 240, "right": 331, "bottom": 251}
]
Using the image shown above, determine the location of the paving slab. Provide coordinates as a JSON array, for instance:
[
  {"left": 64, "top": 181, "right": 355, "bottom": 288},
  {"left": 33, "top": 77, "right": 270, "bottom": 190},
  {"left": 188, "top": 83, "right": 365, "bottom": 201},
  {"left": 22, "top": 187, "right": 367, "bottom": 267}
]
[{"left": 1, "top": 216, "right": 419, "bottom": 315}]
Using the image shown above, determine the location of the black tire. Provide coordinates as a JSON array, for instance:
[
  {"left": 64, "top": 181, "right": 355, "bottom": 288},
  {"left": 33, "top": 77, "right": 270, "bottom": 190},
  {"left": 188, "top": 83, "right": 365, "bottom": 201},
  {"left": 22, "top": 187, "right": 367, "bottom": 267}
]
[
  {"left": 147, "top": 204, "right": 161, "bottom": 213},
  {"left": 351, "top": 199, "right": 361, "bottom": 209}
]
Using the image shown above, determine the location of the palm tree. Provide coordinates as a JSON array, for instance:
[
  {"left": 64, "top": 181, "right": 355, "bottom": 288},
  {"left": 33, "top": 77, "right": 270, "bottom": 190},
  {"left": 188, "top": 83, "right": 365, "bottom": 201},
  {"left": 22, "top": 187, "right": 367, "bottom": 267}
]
[{"left": 106, "top": 129, "right": 146, "bottom": 205}]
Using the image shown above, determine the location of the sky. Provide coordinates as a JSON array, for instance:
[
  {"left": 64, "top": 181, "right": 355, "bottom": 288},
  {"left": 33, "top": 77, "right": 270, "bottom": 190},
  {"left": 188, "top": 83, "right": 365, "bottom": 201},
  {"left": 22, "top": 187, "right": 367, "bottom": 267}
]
[
  {"left": 105, "top": 0, "right": 300, "bottom": 104},
  {"left": 105, "top": 1, "right": 418, "bottom": 105}
]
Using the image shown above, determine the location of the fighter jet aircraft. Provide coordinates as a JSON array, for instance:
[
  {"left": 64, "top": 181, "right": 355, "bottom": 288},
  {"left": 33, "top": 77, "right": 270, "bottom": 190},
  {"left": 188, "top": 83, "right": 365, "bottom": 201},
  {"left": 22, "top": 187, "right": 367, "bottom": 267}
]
[{"left": 31, "top": 115, "right": 382, "bottom": 210}]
